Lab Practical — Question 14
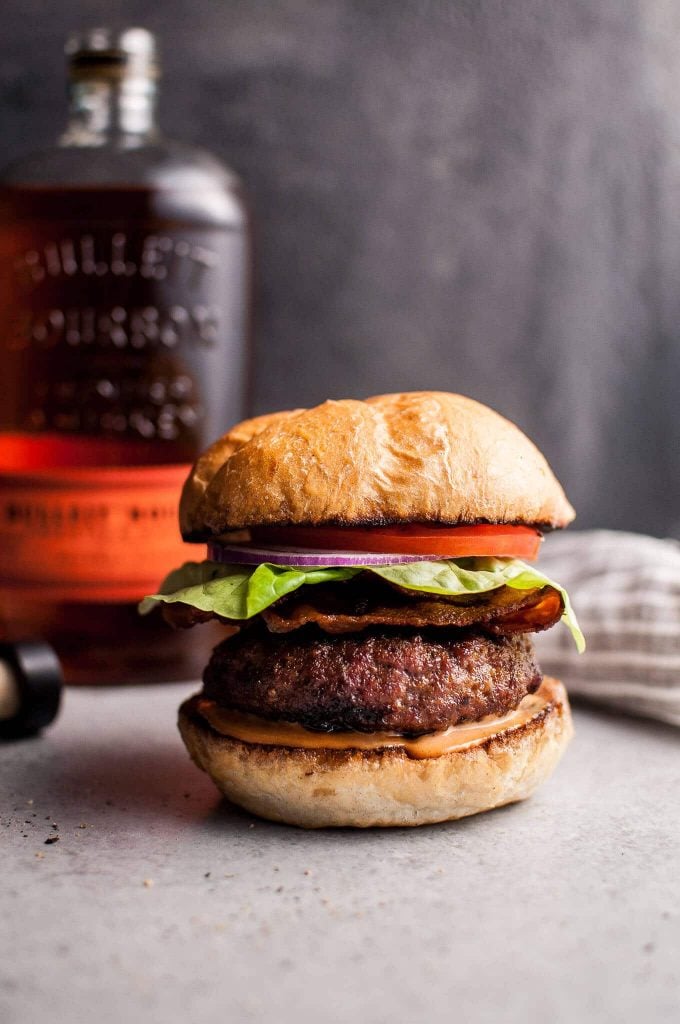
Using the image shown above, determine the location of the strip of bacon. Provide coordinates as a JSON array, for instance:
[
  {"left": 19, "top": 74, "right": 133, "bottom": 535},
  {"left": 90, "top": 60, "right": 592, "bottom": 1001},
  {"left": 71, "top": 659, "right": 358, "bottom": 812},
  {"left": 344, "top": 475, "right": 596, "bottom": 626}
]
[
  {"left": 161, "top": 575, "right": 563, "bottom": 638},
  {"left": 261, "top": 582, "right": 562, "bottom": 635}
]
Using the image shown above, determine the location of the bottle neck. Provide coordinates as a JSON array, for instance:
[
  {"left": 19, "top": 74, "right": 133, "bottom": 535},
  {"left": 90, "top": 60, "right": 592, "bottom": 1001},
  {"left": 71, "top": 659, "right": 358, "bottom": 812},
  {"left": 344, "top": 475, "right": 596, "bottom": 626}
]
[{"left": 61, "top": 76, "right": 158, "bottom": 147}]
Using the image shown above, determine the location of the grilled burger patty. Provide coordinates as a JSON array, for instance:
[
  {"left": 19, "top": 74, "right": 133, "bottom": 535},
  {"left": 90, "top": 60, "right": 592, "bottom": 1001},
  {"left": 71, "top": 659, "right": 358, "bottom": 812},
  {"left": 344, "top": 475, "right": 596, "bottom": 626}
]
[{"left": 203, "top": 625, "right": 542, "bottom": 735}]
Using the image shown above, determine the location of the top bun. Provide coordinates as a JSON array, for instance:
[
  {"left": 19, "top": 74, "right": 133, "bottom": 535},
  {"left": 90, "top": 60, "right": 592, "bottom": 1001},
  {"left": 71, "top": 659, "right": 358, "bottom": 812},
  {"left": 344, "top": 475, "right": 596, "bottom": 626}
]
[{"left": 180, "top": 392, "right": 575, "bottom": 538}]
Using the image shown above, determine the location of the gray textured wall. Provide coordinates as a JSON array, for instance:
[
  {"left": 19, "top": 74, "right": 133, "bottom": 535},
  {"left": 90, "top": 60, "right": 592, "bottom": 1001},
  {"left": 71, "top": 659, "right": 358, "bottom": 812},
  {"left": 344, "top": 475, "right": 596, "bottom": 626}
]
[{"left": 2, "top": 0, "right": 680, "bottom": 536}]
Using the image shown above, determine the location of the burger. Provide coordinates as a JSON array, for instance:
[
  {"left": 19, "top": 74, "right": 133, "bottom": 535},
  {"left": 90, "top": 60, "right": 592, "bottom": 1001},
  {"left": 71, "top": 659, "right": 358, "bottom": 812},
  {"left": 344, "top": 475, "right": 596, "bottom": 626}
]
[{"left": 141, "top": 392, "right": 583, "bottom": 828}]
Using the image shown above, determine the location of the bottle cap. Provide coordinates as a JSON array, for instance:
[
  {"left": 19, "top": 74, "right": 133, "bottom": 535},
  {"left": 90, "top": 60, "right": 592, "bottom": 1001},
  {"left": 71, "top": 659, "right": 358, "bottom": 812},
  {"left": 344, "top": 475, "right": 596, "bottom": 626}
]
[
  {"left": 0, "top": 642, "right": 63, "bottom": 739},
  {"left": 66, "top": 27, "right": 158, "bottom": 79}
]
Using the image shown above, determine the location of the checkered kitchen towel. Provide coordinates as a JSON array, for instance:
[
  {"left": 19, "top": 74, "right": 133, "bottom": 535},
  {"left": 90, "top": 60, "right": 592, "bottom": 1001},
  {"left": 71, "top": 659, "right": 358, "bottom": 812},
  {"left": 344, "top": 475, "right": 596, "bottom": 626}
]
[{"left": 534, "top": 530, "right": 680, "bottom": 726}]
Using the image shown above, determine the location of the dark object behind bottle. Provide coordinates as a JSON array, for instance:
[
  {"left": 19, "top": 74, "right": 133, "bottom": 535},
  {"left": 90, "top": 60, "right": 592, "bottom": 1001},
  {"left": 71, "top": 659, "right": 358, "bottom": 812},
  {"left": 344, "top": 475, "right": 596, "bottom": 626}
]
[
  {"left": 0, "top": 640, "right": 63, "bottom": 738},
  {"left": 0, "top": 28, "right": 251, "bottom": 683}
]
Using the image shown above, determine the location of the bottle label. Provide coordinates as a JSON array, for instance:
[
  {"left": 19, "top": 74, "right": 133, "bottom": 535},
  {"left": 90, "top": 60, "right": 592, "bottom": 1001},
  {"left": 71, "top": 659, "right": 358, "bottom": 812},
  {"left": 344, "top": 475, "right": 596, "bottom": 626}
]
[
  {"left": 0, "top": 195, "right": 248, "bottom": 447},
  {"left": 0, "top": 437, "right": 199, "bottom": 602},
  {"left": 0, "top": 189, "right": 246, "bottom": 605}
]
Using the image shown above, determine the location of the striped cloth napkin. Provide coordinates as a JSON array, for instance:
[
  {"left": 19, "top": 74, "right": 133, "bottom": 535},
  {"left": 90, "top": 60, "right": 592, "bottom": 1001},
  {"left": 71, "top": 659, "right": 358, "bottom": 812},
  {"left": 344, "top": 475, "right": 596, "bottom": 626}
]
[{"left": 534, "top": 530, "right": 680, "bottom": 726}]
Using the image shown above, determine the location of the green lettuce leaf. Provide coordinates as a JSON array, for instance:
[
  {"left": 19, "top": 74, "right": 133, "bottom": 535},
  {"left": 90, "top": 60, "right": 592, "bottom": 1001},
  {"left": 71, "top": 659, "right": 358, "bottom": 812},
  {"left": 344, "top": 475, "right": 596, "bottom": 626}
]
[
  {"left": 138, "top": 561, "right": 358, "bottom": 621},
  {"left": 140, "top": 557, "right": 584, "bottom": 652}
]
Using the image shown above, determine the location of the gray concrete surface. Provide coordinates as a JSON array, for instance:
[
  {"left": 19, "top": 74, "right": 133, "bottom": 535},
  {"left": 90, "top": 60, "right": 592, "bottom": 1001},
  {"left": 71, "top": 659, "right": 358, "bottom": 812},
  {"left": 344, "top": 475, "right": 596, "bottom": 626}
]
[{"left": 1, "top": 683, "right": 679, "bottom": 1024}]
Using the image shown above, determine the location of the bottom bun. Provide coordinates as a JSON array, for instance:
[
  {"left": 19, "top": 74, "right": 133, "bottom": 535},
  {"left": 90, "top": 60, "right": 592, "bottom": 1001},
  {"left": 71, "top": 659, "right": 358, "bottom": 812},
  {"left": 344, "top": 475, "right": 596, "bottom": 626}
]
[{"left": 178, "top": 677, "right": 573, "bottom": 829}]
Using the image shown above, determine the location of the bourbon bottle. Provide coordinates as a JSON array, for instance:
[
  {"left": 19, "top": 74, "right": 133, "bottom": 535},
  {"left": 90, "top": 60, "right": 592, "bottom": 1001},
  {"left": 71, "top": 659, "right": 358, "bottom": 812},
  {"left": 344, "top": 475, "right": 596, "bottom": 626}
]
[{"left": 0, "top": 29, "right": 250, "bottom": 683}]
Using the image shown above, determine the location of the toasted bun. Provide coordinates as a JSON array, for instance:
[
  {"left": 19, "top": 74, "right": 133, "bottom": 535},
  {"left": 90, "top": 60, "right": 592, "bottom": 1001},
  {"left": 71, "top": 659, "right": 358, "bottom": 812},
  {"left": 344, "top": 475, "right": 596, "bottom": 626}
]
[
  {"left": 178, "top": 677, "right": 572, "bottom": 828},
  {"left": 180, "top": 392, "right": 574, "bottom": 538}
]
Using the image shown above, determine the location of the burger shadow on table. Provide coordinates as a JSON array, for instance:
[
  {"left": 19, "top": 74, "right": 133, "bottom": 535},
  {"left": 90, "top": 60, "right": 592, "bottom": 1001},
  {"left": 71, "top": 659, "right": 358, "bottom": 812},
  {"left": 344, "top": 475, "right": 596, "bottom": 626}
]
[
  {"left": 203, "top": 792, "right": 520, "bottom": 836},
  {"left": 36, "top": 732, "right": 248, "bottom": 827}
]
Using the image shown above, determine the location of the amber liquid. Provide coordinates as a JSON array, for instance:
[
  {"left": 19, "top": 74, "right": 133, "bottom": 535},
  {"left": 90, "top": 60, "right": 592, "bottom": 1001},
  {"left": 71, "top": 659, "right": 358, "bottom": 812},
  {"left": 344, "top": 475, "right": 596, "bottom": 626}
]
[{"left": 0, "top": 184, "right": 248, "bottom": 683}]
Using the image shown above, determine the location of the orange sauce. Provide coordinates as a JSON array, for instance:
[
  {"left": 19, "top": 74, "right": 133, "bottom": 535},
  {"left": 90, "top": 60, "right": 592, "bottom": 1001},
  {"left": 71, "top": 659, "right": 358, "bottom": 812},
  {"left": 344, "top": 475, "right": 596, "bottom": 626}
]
[{"left": 196, "top": 678, "right": 557, "bottom": 760}]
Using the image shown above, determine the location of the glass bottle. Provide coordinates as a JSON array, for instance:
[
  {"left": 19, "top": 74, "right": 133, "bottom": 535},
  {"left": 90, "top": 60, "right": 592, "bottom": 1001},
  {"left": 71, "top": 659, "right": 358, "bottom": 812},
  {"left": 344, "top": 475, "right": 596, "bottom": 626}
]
[{"left": 0, "top": 28, "right": 251, "bottom": 683}]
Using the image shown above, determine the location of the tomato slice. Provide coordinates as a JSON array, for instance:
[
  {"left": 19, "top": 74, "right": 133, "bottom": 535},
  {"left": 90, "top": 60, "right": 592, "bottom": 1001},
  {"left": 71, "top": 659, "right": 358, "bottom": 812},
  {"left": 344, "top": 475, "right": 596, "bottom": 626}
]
[{"left": 251, "top": 524, "right": 543, "bottom": 561}]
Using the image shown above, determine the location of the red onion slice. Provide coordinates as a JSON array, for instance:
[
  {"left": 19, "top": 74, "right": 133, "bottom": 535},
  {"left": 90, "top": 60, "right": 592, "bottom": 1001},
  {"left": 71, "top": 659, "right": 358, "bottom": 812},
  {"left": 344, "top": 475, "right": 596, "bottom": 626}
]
[{"left": 207, "top": 542, "right": 447, "bottom": 568}]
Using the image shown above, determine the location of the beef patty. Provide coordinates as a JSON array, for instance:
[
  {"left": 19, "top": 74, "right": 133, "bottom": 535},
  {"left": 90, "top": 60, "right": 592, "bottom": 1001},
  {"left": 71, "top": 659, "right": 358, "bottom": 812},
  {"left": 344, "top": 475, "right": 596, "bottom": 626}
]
[{"left": 202, "top": 625, "right": 542, "bottom": 735}]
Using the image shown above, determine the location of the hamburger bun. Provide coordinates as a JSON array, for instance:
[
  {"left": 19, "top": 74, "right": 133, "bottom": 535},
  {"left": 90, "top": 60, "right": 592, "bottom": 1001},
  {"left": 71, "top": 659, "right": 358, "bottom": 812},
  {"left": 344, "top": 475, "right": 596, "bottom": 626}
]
[
  {"left": 165, "top": 391, "right": 579, "bottom": 829},
  {"left": 178, "top": 677, "right": 573, "bottom": 829},
  {"left": 180, "top": 392, "right": 574, "bottom": 538}
]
